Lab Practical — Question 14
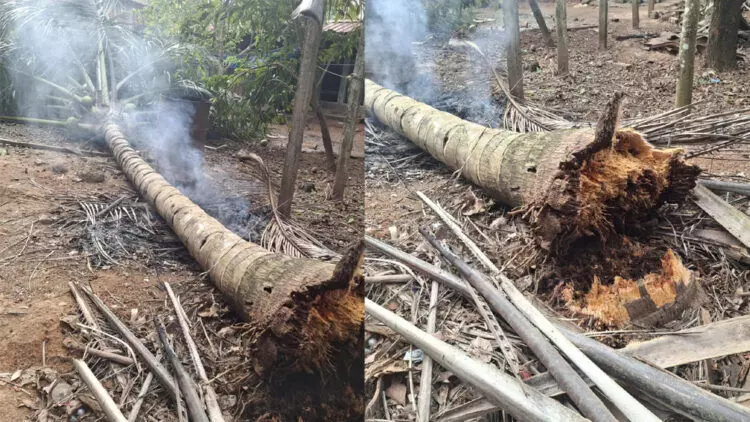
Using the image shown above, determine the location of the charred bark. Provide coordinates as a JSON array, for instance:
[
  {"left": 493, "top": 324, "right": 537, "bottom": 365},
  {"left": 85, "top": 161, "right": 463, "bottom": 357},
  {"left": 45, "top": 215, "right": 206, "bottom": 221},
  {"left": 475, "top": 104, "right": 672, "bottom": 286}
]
[
  {"left": 706, "top": 0, "right": 743, "bottom": 71},
  {"left": 365, "top": 80, "right": 700, "bottom": 253},
  {"left": 103, "top": 121, "right": 363, "bottom": 377}
]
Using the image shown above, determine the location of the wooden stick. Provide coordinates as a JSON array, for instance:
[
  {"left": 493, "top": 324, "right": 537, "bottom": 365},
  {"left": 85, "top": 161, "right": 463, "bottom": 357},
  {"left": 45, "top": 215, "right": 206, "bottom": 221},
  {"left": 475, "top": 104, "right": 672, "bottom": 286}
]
[
  {"left": 79, "top": 284, "right": 177, "bottom": 399},
  {"left": 365, "top": 274, "right": 414, "bottom": 284},
  {"left": 416, "top": 199, "right": 658, "bottom": 422},
  {"left": 693, "top": 184, "right": 750, "bottom": 248},
  {"left": 0, "top": 137, "right": 107, "bottom": 156},
  {"left": 365, "top": 299, "right": 587, "bottom": 422},
  {"left": 69, "top": 282, "right": 100, "bottom": 330},
  {"left": 419, "top": 228, "right": 617, "bottom": 422},
  {"left": 416, "top": 281, "right": 438, "bottom": 422},
  {"left": 83, "top": 347, "right": 135, "bottom": 366},
  {"left": 156, "top": 319, "right": 210, "bottom": 422},
  {"left": 72, "top": 359, "right": 127, "bottom": 422},
  {"left": 127, "top": 370, "right": 155, "bottom": 422},
  {"left": 164, "top": 283, "right": 225, "bottom": 422}
]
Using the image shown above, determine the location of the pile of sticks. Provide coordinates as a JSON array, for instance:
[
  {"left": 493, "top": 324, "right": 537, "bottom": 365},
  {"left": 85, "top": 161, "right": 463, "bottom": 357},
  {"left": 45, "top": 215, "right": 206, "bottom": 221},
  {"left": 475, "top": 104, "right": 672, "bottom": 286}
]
[
  {"left": 68, "top": 282, "right": 224, "bottom": 422},
  {"left": 365, "top": 192, "right": 750, "bottom": 422}
]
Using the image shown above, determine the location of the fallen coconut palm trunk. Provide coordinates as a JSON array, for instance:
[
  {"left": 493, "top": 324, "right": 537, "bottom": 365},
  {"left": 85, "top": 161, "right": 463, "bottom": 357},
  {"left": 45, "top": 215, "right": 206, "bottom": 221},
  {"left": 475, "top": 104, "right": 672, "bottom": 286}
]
[
  {"left": 365, "top": 80, "right": 700, "bottom": 251},
  {"left": 365, "top": 299, "right": 587, "bottom": 422},
  {"left": 102, "top": 121, "right": 363, "bottom": 376}
]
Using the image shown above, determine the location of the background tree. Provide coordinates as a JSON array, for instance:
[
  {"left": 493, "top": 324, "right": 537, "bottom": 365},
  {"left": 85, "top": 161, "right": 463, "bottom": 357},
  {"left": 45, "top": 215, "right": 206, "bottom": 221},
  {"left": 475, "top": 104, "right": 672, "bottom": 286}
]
[
  {"left": 706, "top": 0, "right": 743, "bottom": 71},
  {"left": 556, "top": 0, "right": 569, "bottom": 75},
  {"left": 600, "top": 0, "right": 608, "bottom": 49},
  {"left": 332, "top": 27, "right": 363, "bottom": 201},
  {"left": 675, "top": 0, "right": 700, "bottom": 107},
  {"left": 528, "top": 0, "right": 554, "bottom": 47},
  {"left": 505, "top": 0, "right": 524, "bottom": 99},
  {"left": 632, "top": 0, "right": 640, "bottom": 29}
]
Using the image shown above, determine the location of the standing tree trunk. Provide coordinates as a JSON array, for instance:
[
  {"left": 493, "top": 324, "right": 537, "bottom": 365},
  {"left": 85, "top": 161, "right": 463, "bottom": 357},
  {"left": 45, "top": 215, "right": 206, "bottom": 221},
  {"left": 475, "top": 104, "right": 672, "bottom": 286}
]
[
  {"left": 278, "top": 0, "right": 326, "bottom": 218},
  {"left": 311, "top": 91, "right": 336, "bottom": 171},
  {"left": 647, "top": 0, "right": 655, "bottom": 15},
  {"left": 365, "top": 80, "right": 699, "bottom": 252},
  {"left": 632, "top": 0, "right": 640, "bottom": 29},
  {"left": 556, "top": 0, "right": 569, "bottom": 75},
  {"left": 528, "top": 0, "right": 554, "bottom": 47},
  {"left": 675, "top": 0, "right": 700, "bottom": 108},
  {"left": 332, "top": 31, "right": 364, "bottom": 201},
  {"left": 706, "top": 0, "right": 743, "bottom": 71},
  {"left": 504, "top": 0, "right": 525, "bottom": 100},
  {"left": 600, "top": 0, "right": 608, "bottom": 49}
]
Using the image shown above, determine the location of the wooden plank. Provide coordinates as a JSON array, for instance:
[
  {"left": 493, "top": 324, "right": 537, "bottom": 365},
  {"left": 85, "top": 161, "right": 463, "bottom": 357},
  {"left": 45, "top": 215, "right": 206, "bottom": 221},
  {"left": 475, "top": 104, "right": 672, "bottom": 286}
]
[
  {"left": 622, "top": 315, "right": 750, "bottom": 368},
  {"left": 693, "top": 184, "right": 750, "bottom": 248}
]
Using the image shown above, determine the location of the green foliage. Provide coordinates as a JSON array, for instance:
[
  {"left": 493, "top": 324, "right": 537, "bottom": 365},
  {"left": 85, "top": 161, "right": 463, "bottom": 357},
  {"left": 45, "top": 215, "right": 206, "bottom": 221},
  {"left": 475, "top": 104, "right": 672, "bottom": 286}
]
[{"left": 141, "top": 0, "right": 362, "bottom": 140}]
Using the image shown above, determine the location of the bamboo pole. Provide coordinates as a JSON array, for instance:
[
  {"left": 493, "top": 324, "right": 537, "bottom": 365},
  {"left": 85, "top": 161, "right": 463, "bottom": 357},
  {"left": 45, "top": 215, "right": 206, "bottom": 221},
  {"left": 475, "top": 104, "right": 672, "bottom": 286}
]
[
  {"left": 419, "top": 229, "right": 618, "bottom": 422},
  {"left": 365, "top": 299, "right": 587, "bottom": 422},
  {"left": 73, "top": 359, "right": 128, "bottom": 422}
]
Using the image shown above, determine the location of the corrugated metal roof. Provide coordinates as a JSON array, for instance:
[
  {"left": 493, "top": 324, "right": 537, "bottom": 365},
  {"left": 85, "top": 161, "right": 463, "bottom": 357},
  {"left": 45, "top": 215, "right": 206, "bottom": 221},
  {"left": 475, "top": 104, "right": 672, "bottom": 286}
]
[{"left": 323, "top": 20, "right": 361, "bottom": 33}]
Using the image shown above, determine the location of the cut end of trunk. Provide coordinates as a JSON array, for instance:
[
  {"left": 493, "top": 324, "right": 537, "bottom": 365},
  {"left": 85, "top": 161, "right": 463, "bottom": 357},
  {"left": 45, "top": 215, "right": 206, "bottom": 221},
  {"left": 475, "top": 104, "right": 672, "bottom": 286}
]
[
  {"left": 532, "top": 129, "right": 700, "bottom": 252},
  {"left": 562, "top": 249, "right": 701, "bottom": 328},
  {"left": 253, "top": 240, "right": 365, "bottom": 378}
]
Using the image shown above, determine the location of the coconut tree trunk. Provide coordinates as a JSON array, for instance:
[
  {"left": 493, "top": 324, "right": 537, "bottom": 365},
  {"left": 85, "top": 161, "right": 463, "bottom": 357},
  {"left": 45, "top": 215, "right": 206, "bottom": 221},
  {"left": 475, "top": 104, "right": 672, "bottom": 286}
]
[
  {"left": 675, "top": 0, "right": 700, "bottom": 108},
  {"left": 364, "top": 80, "right": 699, "bottom": 252},
  {"left": 600, "top": 0, "right": 609, "bottom": 49},
  {"left": 278, "top": 0, "right": 326, "bottom": 218},
  {"left": 706, "top": 0, "right": 743, "bottom": 71},
  {"left": 102, "top": 121, "right": 362, "bottom": 377},
  {"left": 528, "top": 0, "right": 554, "bottom": 47},
  {"left": 556, "top": 0, "right": 569, "bottom": 75},
  {"left": 505, "top": 0, "right": 525, "bottom": 100},
  {"left": 332, "top": 31, "right": 364, "bottom": 201}
]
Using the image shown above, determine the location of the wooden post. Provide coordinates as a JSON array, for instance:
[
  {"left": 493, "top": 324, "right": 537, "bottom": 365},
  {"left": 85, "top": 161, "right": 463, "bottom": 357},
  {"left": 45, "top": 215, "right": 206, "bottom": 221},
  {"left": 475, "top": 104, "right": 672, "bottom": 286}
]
[
  {"left": 528, "top": 0, "right": 554, "bottom": 47},
  {"left": 632, "top": 0, "right": 639, "bottom": 29},
  {"left": 600, "top": 0, "right": 608, "bottom": 49},
  {"left": 556, "top": 0, "right": 569, "bottom": 75},
  {"left": 675, "top": 0, "right": 700, "bottom": 108},
  {"left": 504, "top": 0, "right": 525, "bottom": 100},
  {"left": 278, "top": 0, "right": 326, "bottom": 217},
  {"left": 332, "top": 30, "right": 364, "bottom": 201}
]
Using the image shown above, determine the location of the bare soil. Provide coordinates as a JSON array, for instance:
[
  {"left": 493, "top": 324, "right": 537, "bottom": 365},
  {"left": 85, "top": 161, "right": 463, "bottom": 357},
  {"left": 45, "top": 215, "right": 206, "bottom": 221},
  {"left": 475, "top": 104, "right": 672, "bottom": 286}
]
[{"left": 0, "top": 115, "right": 364, "bottom": 421}]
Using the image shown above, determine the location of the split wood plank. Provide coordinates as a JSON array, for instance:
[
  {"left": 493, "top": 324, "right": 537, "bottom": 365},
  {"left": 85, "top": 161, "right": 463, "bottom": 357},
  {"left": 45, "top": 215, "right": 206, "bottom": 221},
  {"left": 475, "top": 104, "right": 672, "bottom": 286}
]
[{"left": 693, "top": 184, "right": 750, "bottom": 248}]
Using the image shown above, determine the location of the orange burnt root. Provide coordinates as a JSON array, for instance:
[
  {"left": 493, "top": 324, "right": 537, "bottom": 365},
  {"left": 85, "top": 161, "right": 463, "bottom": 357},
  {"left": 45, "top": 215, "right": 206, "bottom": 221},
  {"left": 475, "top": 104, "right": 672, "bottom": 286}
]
[
  {"left": 535, "top": 129, "right": 700, "bottom": 252},
  {"left": 562, "top": 249, "right": 698, "bottom": 328}
]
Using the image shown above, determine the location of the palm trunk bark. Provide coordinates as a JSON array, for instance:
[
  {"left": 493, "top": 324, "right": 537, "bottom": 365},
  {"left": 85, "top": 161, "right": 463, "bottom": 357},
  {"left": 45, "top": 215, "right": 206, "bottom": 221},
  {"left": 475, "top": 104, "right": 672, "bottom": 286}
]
[
  {"left": 102, "top": 121, "right": 363, "bottom": 377},
  {"left": 365, "top": 80, "right": 699, "bottom": 252}
]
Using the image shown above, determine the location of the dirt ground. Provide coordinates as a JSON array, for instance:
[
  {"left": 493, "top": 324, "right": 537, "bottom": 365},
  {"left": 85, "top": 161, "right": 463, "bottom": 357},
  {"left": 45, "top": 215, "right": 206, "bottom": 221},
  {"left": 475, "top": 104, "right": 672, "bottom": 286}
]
[{"left": 0, "top": 113, "right": 364, "bottom": 421}]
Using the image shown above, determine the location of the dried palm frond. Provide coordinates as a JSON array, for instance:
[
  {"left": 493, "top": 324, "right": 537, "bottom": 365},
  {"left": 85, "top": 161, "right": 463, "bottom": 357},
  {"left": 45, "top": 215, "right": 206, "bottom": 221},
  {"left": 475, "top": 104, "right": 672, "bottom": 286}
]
[
  {"left": 449, "top": 39, "right": 576, "bottom": 133},
  {"left": 243, "top": 152, "right": 339, "bottom": 261}
]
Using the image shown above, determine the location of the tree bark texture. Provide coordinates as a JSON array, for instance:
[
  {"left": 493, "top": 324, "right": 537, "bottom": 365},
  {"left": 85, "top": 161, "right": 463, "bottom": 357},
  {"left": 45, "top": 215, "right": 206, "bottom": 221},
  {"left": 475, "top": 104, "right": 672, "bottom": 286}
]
[
  {"left": 706, "top": 0, "right": 743, "bottom": 71},
  {"left": 528, "top": 0, "right": 554, "bottom": 47},
  {"left": 632, "top": 0, "right": 640, "bottom": 29},
  {"left": 365, "top": 80, "right": 699, "bottom": 253},
  {"left": 102, "top": 121, "right": 363, "bottom": 377},
  {"left": 600, "top": 0, "right": 609, "bottom": 49},
  {"left": 311, "top": 91, "right": 336, "bottom": 170},
  {"left": 333, "top": 30, "right": 364, "bottom": 201},
  {"left": 279, "top": 4, "right": 325, "bottom": 217},
  {"left": 675, "top": 0, "right": 700, "bottom": 107},
  {"left": 505, "top": 0, "right": 525, "bottom": 99},
  {"left": 556, "top": 0, "right": 569, "bottom": 74}
]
